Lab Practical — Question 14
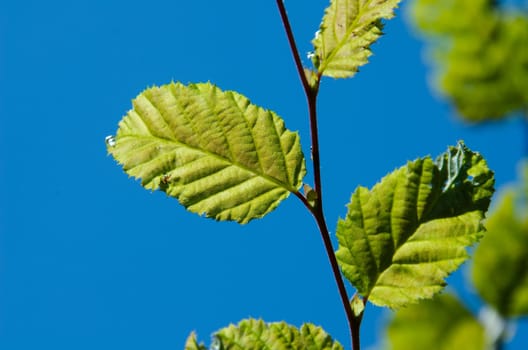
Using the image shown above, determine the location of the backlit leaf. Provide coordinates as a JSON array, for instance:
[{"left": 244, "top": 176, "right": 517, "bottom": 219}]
[
  {"left": 336, "top": 142, "right": 494, "bottom": 308},
  {"left": 184, "top": 332, "right": 207, "bottom": 350},
  {"left": 410, "top": 0, "right": 528, "bottom": 121},
  {"left": 107, "top": 82, "right": 306, "bottom": 224},
  {"left": 387, "top": 293, "right": 486, "bottom": 350},
  {"left": 472, "top": 162, "right": 528, "bottom": 317},
  {"left": 206, "top": 318, "right": 343, "bottom": 350},
  {"left": 312, "top": 0, "right": 401, "bottom": 78}
]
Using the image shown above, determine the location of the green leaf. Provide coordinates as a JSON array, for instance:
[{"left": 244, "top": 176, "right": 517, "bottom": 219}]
[
  {"left": 187, "top": 318, "right": 343, "bottom": 350},
  {"left": 387, "top": 293, "right": 486, "bottom": 350},
  {"left": 472, "top": 163, "right": 528, "bottom": 317},
  {"left": 311, "top": 0, "right": 401, "bottom": 78},
  {"left": 184, "top": 332, "right": 207, "bottom": 350},
  {"left": 336, "top": 142, "right": 494, "bottom": 308},
  {"left": 439, "top": 16, "right": 528, "bottom": 121},
  {"left": 410, "top": 0, "right": 528, "bottom": 121},
  {"left": 410, "top": 0, "right": 495, "bottom": 36},
  {"left": 107, "top": 82, "right": 306, "bottom": 224}
]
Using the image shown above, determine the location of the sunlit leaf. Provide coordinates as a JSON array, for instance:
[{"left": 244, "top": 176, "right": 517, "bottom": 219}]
[
  {"left": 311, "top": 0, "right": 401, "bottom": 78},
  {"left": 107, "top": 82, "right": 306, "bottom": 224},
  {"left": 184, "top": 332, "right": 207, "bottom": 350},
  {"left": 336, "top": 142, "right": 494, "bottom": 308},
  {"left": 472, "top": 162, "right": 528, "bottom": 317},
  {"left": 387, "top": 293, "right": 486, "bottom": 350},
  {"left": 410, "top": 0, "right": 528, "bottom": 121},
  {"left": 185, "top": 319, "right": 343, "bottom": 349}
]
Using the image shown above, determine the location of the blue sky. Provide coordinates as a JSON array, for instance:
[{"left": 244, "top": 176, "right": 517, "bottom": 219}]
[{"left": 1, "top": 1, "right": 526, "bottom": 349}]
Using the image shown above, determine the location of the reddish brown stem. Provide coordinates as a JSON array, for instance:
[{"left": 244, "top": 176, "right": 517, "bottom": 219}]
[{"left": 276, "top": 1, "right": 363, "bottom": 349}]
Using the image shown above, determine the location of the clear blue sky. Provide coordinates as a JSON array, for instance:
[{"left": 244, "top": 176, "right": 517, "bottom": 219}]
[{"left": 1, "top": 1, "right": 526, "bottom": 349}]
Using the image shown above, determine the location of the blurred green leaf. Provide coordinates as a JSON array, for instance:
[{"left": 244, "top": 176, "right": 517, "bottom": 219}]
[
  {"left": 520, "top": 159, "right": 528, "bottom": 200},
  {"left": 472, "top": 162, "right": 528, "bottom": 317},
  {"left": 189, "top": 319, "right": 343, "bottom": 349},
  {"left": 409, "top": 0, "right": 528, "bottom": 121},
  {"left": 387, "top": 293, "right": 486, "bottom": 350},
  {"left": 312, "top": 0, "right": 401, "bottom": 78},
  {"left": 410, "top": 0, "right": 495, "bottom": 36},
  {"left": 336, "top": 142, "right": 494, "bottom": 308},
  {"left": 107, "top": 82, "right": 306, "bottom": 224}
]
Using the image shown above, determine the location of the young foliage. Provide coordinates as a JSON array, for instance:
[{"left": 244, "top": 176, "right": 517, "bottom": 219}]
[
  {"left": 186, "top": 318, "right": 343, "bottom": 350},
  {"left": 107, "top": 82, "right": 306, "bottom": 224},
  {"left": 387, "top": 293, "right": 486, "bottom": 350},
  {"left": 335, "top": 142, "right": 494, "bottom": 308},
  {"left": 409, "top": 0, "right": 528, "bottom": 121},
  {"left": 472, "top": 163, "right": 528, "bottom": 318},
  {"left": 107, "top": 1, "right": 498, "bottom": 348},
  {"left": 311, "top": 0, "right": 402, "bottom": 78},
  {"left": 184, "top": 332, "right": 207, "bottom": 350}
]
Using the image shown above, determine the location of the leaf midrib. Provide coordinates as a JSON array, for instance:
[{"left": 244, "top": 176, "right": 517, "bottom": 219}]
[
  {"left": 124, "top": 134, "right": 299, "bottom": 194},
  {"left": 168, "top": 83, "right": 296, "bottom": 191},
  {"left": 364, "top": 163, "right": 458, "bottom": 296},
  {"left": 318, "top": 0, "right": 376, "bottom": 74}
]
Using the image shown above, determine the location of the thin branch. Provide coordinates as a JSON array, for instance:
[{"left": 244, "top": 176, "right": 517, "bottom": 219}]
[
  {"left": 296, "top": 189, "right": 361, "bottom": 349},
  {"left": 275, "top": 0, "right": 322, "bottom": 197},
  {"left": 276, "top": 1, "right": 361, "bottom": 349},
  {"left": 312, "top": 206, "right": 362, "bottom": 350},
  {"left": 275, "top": 0, "right": 313, "bottom": 98},
  {"left": 293, "top": 190, "right": 311, "bottom": 209}
]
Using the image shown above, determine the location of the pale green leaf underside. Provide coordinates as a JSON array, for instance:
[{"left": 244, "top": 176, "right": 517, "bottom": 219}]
[
  {"left": 472, "top": 165, "right": 528, "bottom": 317},
  {"left": 191, "top": 318, "right": 343, "bottom": 350},
  {"left": 312, "top": 0, "right": 401, "bottom": 78},
  {"left": 108, "top": 82, "right": 306, "bottom": 224},
  {"left": 336, "top": 142, "right": 494, "bottom": 308},
  {"left": 387, "top": 293, "right": 486, "bottom": 350}
]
